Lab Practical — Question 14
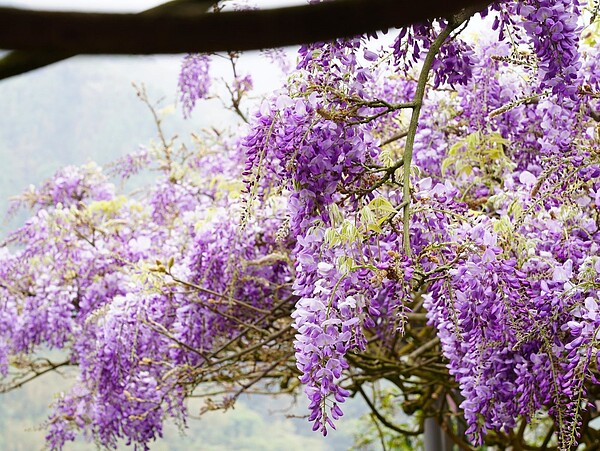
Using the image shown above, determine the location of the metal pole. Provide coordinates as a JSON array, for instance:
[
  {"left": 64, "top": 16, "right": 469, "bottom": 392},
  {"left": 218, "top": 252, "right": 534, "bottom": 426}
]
[
  {"left": 424, "top": 417, "right": 444, "bottom": 450},
  {"left": 424, "top": 407, "right": 455, "bottom": 451}
]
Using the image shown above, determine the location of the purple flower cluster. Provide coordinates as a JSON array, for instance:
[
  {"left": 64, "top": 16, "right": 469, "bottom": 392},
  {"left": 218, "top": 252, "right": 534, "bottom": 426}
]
[
  {"left": 9, "top": 163, "right": 114, "bottom": 214},
  {"left": 518, "top": 0, "right": 582, "bottom": 98},
  {"left": 392, "top": 21, "right": 478, "bottom": 87},
  {"left": 108, "top": 147, "right": 151, "bottom": 180},
  {"left": 178, "top": 54, "right": 211, "bottom": 118},
  {"left": 241, "top": 38, "right": 381, "bottom": 236},
  {"left": 291, "top": 227, "right": 415, "bottom": 434},
  {"left": 426, "top": 255, "right": 531, "bottom": 443}
]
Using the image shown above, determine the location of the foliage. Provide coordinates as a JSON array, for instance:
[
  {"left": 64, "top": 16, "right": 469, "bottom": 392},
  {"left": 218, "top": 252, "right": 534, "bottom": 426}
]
[{"left": 1, "top": 1, "right": 600, "bottom": 450}]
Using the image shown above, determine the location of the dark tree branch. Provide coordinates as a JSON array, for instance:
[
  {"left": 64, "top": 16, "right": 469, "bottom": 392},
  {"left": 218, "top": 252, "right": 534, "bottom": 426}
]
[
  {"left": 0, "top": 0, "right": 493, "bottom": 53},
  {"left": 0, "top": 49, "right": 73, "bottom": 80},
  {"left": 0, "top": 0, "right": 493, "bottom": 79},
  {"left": 0, "top": 0, "right": 217, "bottom": 80}
]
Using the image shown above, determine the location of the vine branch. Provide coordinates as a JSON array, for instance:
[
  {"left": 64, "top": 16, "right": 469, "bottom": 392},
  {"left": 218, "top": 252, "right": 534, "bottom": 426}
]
[{"left": 401, "top": 8, "right": 479, "bottom": 255}]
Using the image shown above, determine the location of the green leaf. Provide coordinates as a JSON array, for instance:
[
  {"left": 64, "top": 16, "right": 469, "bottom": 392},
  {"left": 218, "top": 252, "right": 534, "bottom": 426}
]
[{"left": 328, "top": 203, "right": 344, "bottom": 227}]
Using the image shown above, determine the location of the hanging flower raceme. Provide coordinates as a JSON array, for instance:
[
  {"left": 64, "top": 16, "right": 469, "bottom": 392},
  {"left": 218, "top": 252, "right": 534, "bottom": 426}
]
[{"left": 178, "top": 53, "right": 211, "bottom": 118}]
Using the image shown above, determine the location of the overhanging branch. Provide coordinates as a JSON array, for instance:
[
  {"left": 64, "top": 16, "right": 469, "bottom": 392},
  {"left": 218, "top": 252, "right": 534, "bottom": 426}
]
[
  {"left": 0, "top": 0, "right": 492, "bottom": 55},
  {"left": 0, "top": 0, "right": 217, "bottom": 80},
  {"left": 0, "top": 50, "right": 72, "bottom": 80}
]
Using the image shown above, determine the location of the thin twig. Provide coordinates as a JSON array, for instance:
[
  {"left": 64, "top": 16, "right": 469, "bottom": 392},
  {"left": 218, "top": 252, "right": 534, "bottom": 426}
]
[
  {"left": 0, "top": 360, "right": 71, "bottom": 393},
  {"left": 168, "top": 272, "right": 271, "bottom": 314},
  {"left": 357, "top": 385, "right": 423, "bottom": 436},
  {"left": 198, "top": 325, "right": 293, "bottom": 370},
  {"left": 382, "top": 129, "right": 409, "bottom": 146},
  {"left": 208, "top": 295, "right": 295, "bottom": 358}
]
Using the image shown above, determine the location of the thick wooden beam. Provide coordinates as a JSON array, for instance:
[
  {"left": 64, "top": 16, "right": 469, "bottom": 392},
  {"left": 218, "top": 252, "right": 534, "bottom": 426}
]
[{"left": 0, "top": 0, "right": 492, "bottom": 55}]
